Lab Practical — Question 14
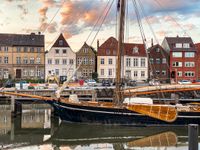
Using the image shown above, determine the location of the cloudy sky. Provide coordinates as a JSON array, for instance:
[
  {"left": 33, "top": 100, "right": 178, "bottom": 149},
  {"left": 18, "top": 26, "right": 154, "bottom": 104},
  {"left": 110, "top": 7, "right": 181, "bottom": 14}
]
[{"left": 0, "top": 0, "right": 199, "bottom": 51}]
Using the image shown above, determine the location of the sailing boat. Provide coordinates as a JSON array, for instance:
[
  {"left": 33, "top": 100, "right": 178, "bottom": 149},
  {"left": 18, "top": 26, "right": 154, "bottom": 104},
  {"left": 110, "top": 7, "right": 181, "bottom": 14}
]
[{"left": 1, "top": 0, "right": 200, "bottom": 125}]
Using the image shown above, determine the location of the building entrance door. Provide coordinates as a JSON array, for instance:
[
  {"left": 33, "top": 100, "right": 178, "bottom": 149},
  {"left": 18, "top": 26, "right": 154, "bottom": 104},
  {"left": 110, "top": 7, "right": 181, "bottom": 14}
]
[{"left": 16, "top": 69, "right": 22, "bottom": 79}]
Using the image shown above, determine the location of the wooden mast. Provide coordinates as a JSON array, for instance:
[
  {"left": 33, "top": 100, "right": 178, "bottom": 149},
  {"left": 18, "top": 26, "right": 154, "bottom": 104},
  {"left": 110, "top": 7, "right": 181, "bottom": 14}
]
[{"left": 116, "top": 0, "right": 126, "bottom": 104}]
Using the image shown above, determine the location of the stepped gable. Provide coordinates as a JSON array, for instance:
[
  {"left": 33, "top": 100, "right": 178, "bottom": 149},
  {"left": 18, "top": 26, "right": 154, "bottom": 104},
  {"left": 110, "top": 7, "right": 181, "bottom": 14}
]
[
  {"left": 0, "top": 33, "right": 44, "bottom": 47},
  {"left": 52, "top": 33, "right": 70, "bottom": 48},
  {"left": 78, "top": 42, "right": 96, "bottom": 54}
]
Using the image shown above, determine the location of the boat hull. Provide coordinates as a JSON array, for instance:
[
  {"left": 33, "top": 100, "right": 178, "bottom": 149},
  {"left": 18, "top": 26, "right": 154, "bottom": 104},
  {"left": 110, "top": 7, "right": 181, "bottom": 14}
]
[{"left": 49, "top": 101, "right": 200, "bottom": 126}]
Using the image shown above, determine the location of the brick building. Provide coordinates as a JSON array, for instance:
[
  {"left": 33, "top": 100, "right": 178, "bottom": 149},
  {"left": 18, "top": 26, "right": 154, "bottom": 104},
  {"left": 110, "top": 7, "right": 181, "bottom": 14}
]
[
  {"left": 148, "top": 44, "right": 170, "bottom": 83},
  {"left": 162, "top": 36, "right": 197, "bottom": 82}
]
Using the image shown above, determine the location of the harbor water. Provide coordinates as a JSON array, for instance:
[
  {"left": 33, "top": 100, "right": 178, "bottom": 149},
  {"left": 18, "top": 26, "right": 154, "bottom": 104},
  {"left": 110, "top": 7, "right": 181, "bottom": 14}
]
[{"left": 0, "top": 102, "right": 200, "bottom": 150}]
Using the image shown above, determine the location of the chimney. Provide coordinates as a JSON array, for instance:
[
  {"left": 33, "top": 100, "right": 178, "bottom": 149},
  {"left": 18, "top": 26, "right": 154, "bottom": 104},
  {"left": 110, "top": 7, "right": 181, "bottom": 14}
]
[
  {"left": 151, "top": 38, "right": 153, "bottom": 47},
  {"left": 97, "top": 40, "right": 99, "bottom": 49}
]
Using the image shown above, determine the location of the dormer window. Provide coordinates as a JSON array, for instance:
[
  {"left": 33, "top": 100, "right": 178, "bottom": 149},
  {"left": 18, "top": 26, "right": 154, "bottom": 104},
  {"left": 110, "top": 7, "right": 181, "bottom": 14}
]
[
  {"left": 59, "top": 40, "right": 63, "bottom": 46},
  {"left": 183, "top": 43, "right": 190, "bottom": 48},
  {"left": 133, "top": 46, "right": 139, "bottom": 53},
  {"left": 175, "top": 43, "right": 182, "bottom": 48},
  {"left": 83, "top": 48, "right": 88, "bottom": 53}
]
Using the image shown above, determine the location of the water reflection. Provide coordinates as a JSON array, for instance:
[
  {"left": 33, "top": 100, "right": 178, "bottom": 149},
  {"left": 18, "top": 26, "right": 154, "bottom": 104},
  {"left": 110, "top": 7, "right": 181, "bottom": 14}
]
[{"left": 0, "top": 103, "right": 199, "bottom": 150}]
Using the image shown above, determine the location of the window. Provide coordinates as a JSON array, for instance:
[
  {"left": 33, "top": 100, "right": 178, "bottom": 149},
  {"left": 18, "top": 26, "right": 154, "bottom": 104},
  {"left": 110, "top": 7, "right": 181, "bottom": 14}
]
[
  {"left": 23, "top": 69, "right": 28, "bottom": 76},
  {"left": 24, "top": 47, "right": 28, "bottom": 52},
  {"left": 172, "top": 52, "right": 182, "bottom": 57},
  {"left": 141, "top": 71, "right": 145, "bottom": 77},
  {"left": 156, "top": 58, "right": 160, "bottom": 64},
  {"left": 150, "top": 58, "right": 154, "bottom": 64},
  {"left": 16, "top": 57, "right": 21, "bottom": 64},
  {"left": 108, "top": 58, "right": 112, "bottom": 65},
  {"left": 4, "top": 57, "right": 8, "bottom": 64},
  {"left": 133, "top": 46, "right": 139, "bottom": 53},
  {"left": 30, "top": 57, "right": 34, "bottom": 64},
  {"left": 89, "top": 69, "right": 93, "bottom": 76},
  {"left": 101, "top": 69, "right": 104, "bottom": 76},
  {"left": 172, "top": 62, "right": 182, "bottom": 67},
  {"left": 37, "top": 47, "right": 41, "bottom": 53},
  {"left": 55, "top": 59, "right": 59, "bottom": 65},
  {"left": 108, "top": 69, "right": 112, "bottom": 76},
  {"left": 175, "top": 43, "right": 182, "bottom": 48},
  {"left": 185, "top": 62, "right": 195, "bottom": 67},
  {"left": 69, "top": 59, "right": 74, "bottom": 65},
  {"left": 17, "top": 47, "right": 21, "bottom": 52},
  {"left": 156, "top": 70, "right": 160, "bottom": 75},
  {"left": 83, "top": 57, "right": 87, "bottom": 64},
  {"left": 83, "top": 69, "right": 87, "bottom": 77},
  {"left": 23, "top": 57, "right": 28, "bottom": 64},
  {"left": 55, "top": 69, "right": 59, "bottom": 75},
  {"left": 141, "top": 58, "right": 145, "bottom": 67},
  {"left": 126, "top": 58, "right": 131, "bottom": 67},
  {"left": 134, "top": 71, "right": 138, "bottom": 77},
  {"left": 133, "top": 58, "right": 138, "bottom": 67},
  {"left": 83, "top": 48, "right": 88, "bottom": 53},
  {"left": 185, "top": 52, "right": 194, "bottom": 58},
  {"left": 62, "top": 68, "right": 67, "bottom": 75},
  {"left": 30, "top": 69, "right": 34, "bottom": 76},
  {"left": 90, "top": 58, "right": 94, "bottom": 65},
  {"left": 55, "top": 49, "right": 59, "bottom": 54},
  {"left": 36, "top": 69, "right": 41, "bottom": 77},
  {"left": 30, "top": 47, "right": 34, "bottom": 52},
  {"left": 36, "top": 57, "right": 41, "bottom": 64},
  {"left": 59, "top": 40, "right": 63, "bottom": 46},
  {"left": 48, "top": 59, "right": 52, "bottom": 64},
  {"left": 185, "top": 71, "right": 194, "bottom": 77},
  {"left": 162, "top": 70, "right": 166, "bottom": 75},
  {"left": 63, "top": 49, "right": 67, "bottom": 54},
  {"left": 77, "top": 57, "right": 81, "bottom": 65},
  {"left": 183, "top": 43, "right": 190, "bottom": 48},
  {"left": 177, "top": 71, "right": 182, "bottom": 77},
  {"left": 126, "top": 70, "right": 131, "bottom": 78},
  {"left": 156, "top": 48, "right": 160, "bottom": 52},
  {"left": 106, "top": 49, "right": 110, "bottom": 55},
  {"left": 4, "top": 47, "right": 8, "bottom": 52},
  {"left": 63, "top": 59, "right": 67, "bottom": 65},
  {"left": 162, "top": 58, "right": 166, "bottom": 64},
  {"left": 100, "top": 58, "right": 104, "bottom": 64}
]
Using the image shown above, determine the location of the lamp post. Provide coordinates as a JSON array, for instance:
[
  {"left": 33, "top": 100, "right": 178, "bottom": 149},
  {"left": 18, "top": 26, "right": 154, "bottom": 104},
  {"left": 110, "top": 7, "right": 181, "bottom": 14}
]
[{"left": 175, "top": 69, "right": 177, "bottom": 84}]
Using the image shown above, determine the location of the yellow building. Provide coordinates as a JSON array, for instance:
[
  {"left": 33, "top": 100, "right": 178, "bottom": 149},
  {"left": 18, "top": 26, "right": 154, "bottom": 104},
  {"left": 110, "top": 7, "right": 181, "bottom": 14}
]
[{"left": 0, "top": 33, "right": 45, "bottom": 80}]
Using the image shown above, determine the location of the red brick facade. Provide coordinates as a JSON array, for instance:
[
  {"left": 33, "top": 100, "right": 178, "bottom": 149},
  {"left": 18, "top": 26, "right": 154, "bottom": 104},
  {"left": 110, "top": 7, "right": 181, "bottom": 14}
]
[{"left": 195, "top": 43, "right": 200, "bottom": 79}]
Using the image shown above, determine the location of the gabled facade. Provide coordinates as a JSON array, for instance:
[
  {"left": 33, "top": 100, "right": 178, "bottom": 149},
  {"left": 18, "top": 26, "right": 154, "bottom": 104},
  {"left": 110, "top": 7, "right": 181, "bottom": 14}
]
[
  {"left": 45, "top": 34, "right": 76, "bottom": 81},
  {"left": 76, "top": 42, "right": 96, "bottom": 80},
  {"left": 195, "top": 43, "right": 200, "bottom": 79},
  {"left": 97, "top": 37, "right": 148, "bottom": 82},
  {"left": 0, "top": 33, "right": 45, "bottom": 80},
  {"left": 148, "top": 44, "right": 170, "bottom": 82},
  {"left": 162, "top": 36, "right": 197, "bottom": 82}
]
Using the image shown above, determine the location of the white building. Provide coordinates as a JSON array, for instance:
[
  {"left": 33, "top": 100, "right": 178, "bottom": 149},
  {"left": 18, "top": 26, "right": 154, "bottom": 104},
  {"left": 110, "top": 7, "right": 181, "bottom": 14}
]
[
  {"left": 97, "top": 37, "right": 148, "bottom": 82},
  {"left": 45, "top": 34, "right": 76, "bottom": 81}
]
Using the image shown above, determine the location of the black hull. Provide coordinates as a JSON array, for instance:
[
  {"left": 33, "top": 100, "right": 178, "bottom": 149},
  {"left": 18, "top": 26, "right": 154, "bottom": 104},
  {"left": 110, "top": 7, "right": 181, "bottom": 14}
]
[{"left": 49, "top": 101, "right": 200, "bottom": 126}]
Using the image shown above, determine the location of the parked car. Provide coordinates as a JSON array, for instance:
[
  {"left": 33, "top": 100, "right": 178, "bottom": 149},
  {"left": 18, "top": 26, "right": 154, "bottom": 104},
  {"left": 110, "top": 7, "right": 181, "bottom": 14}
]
[
  {"left": 192, "top": 80, "right": 200, "bottom": 84},
  {"left": 127, "top": 80, "right": 137, "bottom": 86},
  {"left": 149, "top": 79, "right": 160, "bottom": 86},
  {"left": 4, "top": 80, "right": 15, "bottom": 88},
  {"left": 102, "top": 80, "right": 111, "bottom": 86},
  {"left": 87, "top": 79, "right": 97, "bottom": 86},
  {"left": 178, "top": 80, "right": 192, "bottom": 84}
]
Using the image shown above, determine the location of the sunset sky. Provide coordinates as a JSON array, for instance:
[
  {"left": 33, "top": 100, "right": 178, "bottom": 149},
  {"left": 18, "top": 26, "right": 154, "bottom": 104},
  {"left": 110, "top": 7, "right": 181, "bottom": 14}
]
[{"left": 0, "top": 0, "right": 199, "bottom": 51}]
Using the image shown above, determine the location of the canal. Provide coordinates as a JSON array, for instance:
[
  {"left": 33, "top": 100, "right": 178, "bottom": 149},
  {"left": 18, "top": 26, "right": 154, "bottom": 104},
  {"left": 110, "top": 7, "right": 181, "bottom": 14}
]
[{"left": 0, "top": 102, "right": 199, "bottom": 150}]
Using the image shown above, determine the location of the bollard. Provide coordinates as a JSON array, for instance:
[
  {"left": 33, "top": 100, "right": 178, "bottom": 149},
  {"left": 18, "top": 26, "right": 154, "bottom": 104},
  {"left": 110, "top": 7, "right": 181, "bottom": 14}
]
[{"left": 188, "top": 124, "right": 198, "bottom": 150}]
